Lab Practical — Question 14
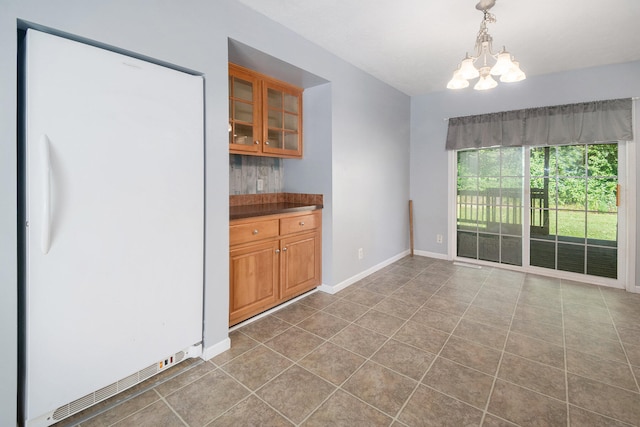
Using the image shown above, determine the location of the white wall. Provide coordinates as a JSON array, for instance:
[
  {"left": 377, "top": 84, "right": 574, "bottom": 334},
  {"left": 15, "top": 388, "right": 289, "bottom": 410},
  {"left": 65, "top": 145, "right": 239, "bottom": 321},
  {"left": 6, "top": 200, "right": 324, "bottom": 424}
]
[
  {"left": 0, "top": 1, "right": 410, "bottom": 424},
  {"left": 410, "top": 61, "right": 640, "bottom": 288},
  {"left": 286, "top": 84, "right": 334, "bottom": 285}
]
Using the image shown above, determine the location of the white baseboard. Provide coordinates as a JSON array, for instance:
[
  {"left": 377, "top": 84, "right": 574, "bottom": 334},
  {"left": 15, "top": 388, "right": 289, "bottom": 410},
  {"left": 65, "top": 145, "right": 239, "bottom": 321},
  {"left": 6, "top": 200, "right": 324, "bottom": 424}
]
[
  {"left": 413, "top": 249, "right": 449, "bottom": 260},
  {"left": 319, "top": 250, "right": 411, "bottom": 295},
  {"left": 201, "top": 337, "right": 231, "bottom": 361}
]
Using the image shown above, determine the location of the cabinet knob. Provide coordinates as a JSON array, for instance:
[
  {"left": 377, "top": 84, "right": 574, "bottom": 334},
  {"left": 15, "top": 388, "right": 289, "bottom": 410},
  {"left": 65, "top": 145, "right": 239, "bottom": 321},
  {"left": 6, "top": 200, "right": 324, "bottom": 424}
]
[
  {"left": 254, "top": 140, "right": 260, "bottom": 145},
  {"left": 282, "top": 247, "right": 288, "bottom": 252},
  {"left": 265, "top": 141, "right": 270, "bottom": 145},
  {"left": 252, "top": 229, "right": 259, "bottom": 235},
  {"left": 275, "top": 249, "right": 280, "bottom": 254},
  {"left": 299, "top": 221, "right": 305, "bottom": 226}
]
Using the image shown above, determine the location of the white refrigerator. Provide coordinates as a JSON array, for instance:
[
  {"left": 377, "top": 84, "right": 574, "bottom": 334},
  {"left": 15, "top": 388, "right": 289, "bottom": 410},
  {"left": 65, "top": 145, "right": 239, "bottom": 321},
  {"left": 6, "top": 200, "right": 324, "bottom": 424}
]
[{"left": 22, "top": 29, "right": 204, "bottom": 426}]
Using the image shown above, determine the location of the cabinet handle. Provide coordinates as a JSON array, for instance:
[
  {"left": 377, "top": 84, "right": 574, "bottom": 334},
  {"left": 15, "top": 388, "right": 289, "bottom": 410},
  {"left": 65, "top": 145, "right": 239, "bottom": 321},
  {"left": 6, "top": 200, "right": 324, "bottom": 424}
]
[
  {"left": 282, "top": 247, "right": 287, "bottom": 252},
  {"left": 275, "top": 249, "right": 280, "bottom": 254},
  {"left": 299, "top": 221, "right": 305, "bottom": 226},
  {"left": 265, "top": 141, "right": 270, "bottom": 145},
  {"left": 252, "top": 229, "right": 259, "bottom": 235},
  {"left": 254, "top": 140, "right": 260, "bottom": 145}
]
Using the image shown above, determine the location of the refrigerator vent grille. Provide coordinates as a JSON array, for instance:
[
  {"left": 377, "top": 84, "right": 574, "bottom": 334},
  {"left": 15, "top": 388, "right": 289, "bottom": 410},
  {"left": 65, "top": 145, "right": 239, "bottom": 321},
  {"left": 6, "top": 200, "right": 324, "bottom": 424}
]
[{"left": 52, "top": 350, "right": 186, "bottom": 422}]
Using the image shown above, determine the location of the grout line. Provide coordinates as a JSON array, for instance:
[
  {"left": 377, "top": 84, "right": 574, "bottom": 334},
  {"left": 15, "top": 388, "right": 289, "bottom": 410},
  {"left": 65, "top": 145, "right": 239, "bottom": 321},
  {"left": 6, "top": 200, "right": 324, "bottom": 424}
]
[
  {"left": 559, "top": 280, "right": 570, "bottom": 427},
  {"left": 61, "top": 359, "right": 206, "bottom": 427},
  {"left": 479, "top": 271, "right": 525, "bottom": 426},
  {"left": 156, "top": 391, "right": 190, "bottom": 427},
  {"left": 598, "top": 285, "right": 640, "bottom": 394},
  {"left": 75, "top": 257, "right": 640, "bottom": 426},
  {"left": 392, "top": 265, "right": 491, "bottom": 425}
]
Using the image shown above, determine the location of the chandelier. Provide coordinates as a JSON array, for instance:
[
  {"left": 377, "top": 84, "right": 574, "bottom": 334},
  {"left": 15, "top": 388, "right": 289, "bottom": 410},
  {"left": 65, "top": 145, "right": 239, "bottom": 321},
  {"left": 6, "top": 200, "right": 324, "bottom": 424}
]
[{"left": 447, "top": 0, "right": 526, "bottom": 90}]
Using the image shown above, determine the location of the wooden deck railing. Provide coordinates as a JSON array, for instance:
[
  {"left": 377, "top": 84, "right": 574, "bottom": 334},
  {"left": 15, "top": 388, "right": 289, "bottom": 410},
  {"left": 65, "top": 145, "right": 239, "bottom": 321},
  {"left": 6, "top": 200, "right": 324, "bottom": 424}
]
[{"left": 457, "top": 187, "right": 547, "bottom": 233}]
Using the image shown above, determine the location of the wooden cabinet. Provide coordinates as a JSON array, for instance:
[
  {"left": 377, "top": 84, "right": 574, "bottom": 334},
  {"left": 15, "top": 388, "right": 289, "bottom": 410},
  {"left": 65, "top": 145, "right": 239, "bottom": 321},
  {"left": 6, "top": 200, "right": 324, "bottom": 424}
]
[
  {"left": 229, "top": 63, "right": 303, "bottom": 158},
  {"left": 229, "top": 210, "right": 321, "bottom": 326}
]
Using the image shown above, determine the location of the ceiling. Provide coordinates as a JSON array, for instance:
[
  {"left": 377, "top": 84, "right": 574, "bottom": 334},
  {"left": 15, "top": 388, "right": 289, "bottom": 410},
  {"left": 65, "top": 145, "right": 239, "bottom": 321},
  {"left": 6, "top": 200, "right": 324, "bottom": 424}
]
[{"left": 234, "top": 0, "right": 640, "bottom": 96}]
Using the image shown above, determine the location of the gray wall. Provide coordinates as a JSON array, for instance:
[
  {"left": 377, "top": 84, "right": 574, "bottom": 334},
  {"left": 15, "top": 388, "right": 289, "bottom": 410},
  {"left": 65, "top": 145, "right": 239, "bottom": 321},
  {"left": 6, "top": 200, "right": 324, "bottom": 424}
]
[
  {"left": 0, "top": 1, "right": 410, "bottom": 424},
  {"left": 410, "top": 61, "right": 640, "bottom": 288}
]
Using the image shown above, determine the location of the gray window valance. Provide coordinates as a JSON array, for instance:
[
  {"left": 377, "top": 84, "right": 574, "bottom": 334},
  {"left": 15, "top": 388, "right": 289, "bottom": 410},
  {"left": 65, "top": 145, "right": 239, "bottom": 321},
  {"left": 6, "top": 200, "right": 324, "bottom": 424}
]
[{"left": 446, "top": 98, "right": 634, "bottom": 150}]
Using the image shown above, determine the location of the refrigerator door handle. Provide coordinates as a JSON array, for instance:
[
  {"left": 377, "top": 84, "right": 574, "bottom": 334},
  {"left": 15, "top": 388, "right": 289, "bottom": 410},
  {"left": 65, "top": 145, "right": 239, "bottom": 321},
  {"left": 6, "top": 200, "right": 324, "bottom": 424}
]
[{"left": 41, "top": 134, "right": 51, "bottom": 254}]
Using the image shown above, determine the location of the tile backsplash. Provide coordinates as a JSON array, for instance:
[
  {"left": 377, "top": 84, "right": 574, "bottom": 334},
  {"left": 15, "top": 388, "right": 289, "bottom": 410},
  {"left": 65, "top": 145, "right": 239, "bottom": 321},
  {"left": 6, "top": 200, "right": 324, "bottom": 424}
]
[{"left": 229, "top": 154, "right": 284, "bottom": 195}]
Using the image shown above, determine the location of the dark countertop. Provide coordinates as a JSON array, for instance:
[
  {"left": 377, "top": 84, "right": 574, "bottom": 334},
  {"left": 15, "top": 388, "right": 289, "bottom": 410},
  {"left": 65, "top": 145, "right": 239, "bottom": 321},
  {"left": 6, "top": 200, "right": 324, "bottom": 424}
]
[{"left": 230, "top": 202, "right": 323, "bottom": 220}]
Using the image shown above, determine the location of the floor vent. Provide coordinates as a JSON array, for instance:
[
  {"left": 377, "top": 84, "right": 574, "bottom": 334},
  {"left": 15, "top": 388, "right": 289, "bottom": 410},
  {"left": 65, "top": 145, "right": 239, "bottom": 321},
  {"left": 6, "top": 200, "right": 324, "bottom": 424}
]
[{"left": 51, "top": 349, "right": 191, "bottom": 422}]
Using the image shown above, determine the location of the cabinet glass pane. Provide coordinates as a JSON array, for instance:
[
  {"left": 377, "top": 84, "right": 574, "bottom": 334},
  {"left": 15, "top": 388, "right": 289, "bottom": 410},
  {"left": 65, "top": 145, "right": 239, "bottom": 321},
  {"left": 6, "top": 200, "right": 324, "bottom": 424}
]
[
  {"left": 284, "top": 93, "right": 298, "bottom": 113},
  {"left": 284, "top": 133, "right": 298, "bottom": 150},
  {"left": 234, "top": 78, "right": 253, "bottom": 101},
  {"left": 267, "top": 129, "right": 283, "bottom": 148},
  {"left": 268, "top": 109, "right": 282, "bottom": 128},
  {"left": 231, "top": 123, "right": 253, "bottom": 145},
  {"left": 284, "top": 113, "right": 298, "bottom": 131},
  {"left": 268, "top": 88, "right": 282, "bottom": 108},
  {"left": 234, "top": 101, "right": 254, "bottom": 123}
]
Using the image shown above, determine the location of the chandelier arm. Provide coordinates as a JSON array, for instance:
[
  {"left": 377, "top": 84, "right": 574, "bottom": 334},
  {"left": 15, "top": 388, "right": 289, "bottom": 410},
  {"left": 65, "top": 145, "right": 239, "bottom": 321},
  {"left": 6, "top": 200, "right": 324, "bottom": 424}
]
[{"left": 447, "top": 2, "right": 525, "bottom": 89}]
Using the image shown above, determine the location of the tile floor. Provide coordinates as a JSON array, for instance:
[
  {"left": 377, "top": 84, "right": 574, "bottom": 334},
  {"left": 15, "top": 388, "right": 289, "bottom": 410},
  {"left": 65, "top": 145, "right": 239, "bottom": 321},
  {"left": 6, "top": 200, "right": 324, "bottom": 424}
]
[{"left": 57, "top": 256, "right": 640, "bottom": 426}]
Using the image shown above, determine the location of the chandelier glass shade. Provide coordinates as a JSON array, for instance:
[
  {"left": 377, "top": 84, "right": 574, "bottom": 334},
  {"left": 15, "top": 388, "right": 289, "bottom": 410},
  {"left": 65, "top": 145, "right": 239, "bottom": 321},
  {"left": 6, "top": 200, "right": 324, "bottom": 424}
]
[{"left": 447, "top": 1, "right": 525, "bottom": 90}]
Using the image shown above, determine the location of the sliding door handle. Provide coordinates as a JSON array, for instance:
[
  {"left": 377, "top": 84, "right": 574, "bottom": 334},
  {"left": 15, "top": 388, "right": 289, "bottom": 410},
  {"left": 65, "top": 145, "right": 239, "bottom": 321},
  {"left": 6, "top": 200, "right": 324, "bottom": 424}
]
[{"left": 41, "top": 134, "right": 51, "bottom": 254}]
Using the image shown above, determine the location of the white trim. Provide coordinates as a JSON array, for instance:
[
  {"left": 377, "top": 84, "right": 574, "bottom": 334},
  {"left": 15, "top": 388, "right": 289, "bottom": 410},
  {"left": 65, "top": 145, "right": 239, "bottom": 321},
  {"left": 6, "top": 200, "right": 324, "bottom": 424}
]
[
  {"left": 319, "top": 250, "right": 410, "bottom": 294},
  {"left": 522, "top": 147, "right": 531, "bottom": 268},
  {"left": 451, "top": 255, "right": 624, "bottom": 289},
  {"left": 200, "top": 338, "right": 231, "bottom": 361},
  {"left": 625, "top": 100, "right": 637, "bottom": 291},
  {"left": 447, "top": 150, "right": 457, "bottom": 260},
  {"left": 414, "top": 249, "right": 449, "bottom": 260},
  {"left": 228, "top": 289, "right": 318, "bottom": 331},
  {"left": 449, "top": 143, "right": 633, "bottom": 289},
  {"left": 626, "top": 141, "right": 637, "bottom": 291}
]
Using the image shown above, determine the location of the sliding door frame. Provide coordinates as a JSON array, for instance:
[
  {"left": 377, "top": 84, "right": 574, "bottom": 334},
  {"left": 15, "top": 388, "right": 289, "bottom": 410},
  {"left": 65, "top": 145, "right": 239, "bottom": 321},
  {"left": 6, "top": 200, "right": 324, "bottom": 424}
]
[{"left": 447, "top": 141, "right": 637, "bottom": 292}]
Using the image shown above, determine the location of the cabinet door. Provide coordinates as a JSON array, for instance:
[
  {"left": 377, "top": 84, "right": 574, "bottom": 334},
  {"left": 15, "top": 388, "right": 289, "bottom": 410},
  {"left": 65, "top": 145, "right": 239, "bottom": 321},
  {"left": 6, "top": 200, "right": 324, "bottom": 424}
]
[
  {"left": 280, "top": 231, "right": 321, "bottom": 299},
  {"left": 262, "top": 79, "right": 303, "bottom": 158},
  {"left": 230, "top": 240, "right": 280, "bottom": 325},
  {"left": 229, "top": 65, "right": 261, "bottom": 154}
]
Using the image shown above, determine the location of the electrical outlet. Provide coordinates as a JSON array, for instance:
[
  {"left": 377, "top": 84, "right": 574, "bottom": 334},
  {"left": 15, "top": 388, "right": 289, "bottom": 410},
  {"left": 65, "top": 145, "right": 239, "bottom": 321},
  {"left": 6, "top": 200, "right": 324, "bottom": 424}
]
[
  {"left": 436, "top": 234, "right": 443, "bottom": 244},
  {"left": 257, "top": 179, "right": 264, "bottom": 192},
  {"left": 358, "top": 248, "right": 364, "bottom": 259}
]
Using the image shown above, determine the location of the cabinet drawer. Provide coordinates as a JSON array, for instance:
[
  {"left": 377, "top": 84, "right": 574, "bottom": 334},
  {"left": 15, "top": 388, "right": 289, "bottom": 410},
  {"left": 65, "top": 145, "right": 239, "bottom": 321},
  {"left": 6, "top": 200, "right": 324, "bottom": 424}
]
[
  {"left": 230, "top": 219, "right": 279, "bottom": 246},
  {"left": 280, "top": 213, "right": 319, "bottom": 235}
]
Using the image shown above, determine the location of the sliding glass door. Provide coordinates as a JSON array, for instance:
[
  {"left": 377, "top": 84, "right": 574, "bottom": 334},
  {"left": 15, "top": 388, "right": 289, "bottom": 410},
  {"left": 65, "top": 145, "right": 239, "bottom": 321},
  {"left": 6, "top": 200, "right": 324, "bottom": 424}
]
[
  {"left": 456, "top": 143, "right": 619, "bottom": 280},
  {"left": 456, "top": 147, "right": 524, "bottom": 266},
  {"left": 529, "top": 143, "right": 618, "bottom": 278}
]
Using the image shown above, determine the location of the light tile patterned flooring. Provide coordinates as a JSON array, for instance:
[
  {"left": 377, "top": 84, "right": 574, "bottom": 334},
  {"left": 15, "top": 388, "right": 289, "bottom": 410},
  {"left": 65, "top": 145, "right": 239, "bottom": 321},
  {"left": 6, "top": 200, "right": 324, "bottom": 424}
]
[{"left": 58, "top": 256, "right": 640, "bottom": 426}]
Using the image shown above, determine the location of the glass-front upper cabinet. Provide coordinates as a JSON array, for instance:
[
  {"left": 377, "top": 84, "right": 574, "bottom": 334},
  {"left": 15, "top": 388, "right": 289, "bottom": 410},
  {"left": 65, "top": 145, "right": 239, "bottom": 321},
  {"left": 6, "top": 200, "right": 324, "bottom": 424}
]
[
  {"left": 229, "top": 64, "right": 260, "bottom": 154},
  {"left": 262, "top": 80, "right": 302, "bottom": 157},
  {"left": 229, "top": 63, "right": 303, "bottom": 158}
]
